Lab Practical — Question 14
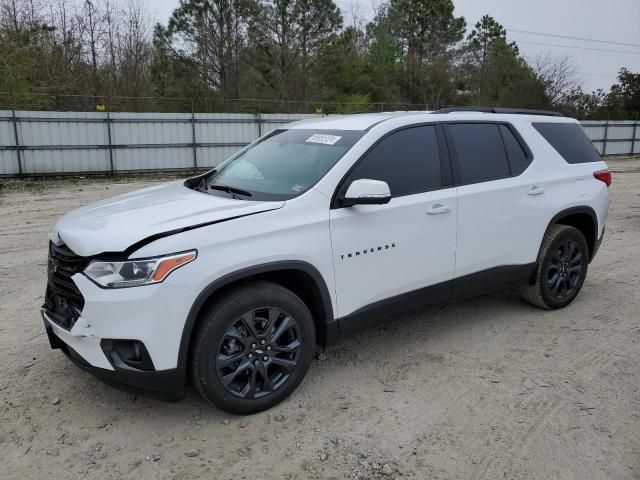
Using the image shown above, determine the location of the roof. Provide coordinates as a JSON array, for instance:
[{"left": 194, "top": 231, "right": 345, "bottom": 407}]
[
  {"left": 286, "top": 110, "right": 575, "bottom": 131},
  {"left": 434, "top": 106, "right": 564, "bottom": 117},
  {"left": 287, "top": 112, "right": 428, "bottom": 131}
]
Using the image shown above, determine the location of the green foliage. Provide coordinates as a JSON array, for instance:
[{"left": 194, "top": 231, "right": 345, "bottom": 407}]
[
  {"left": 325, "top": 94, "right": 372, "bottom": 113},
  {"left": 459, "top": 16, "right": 548, "bottom": 109},
  {"left": 373, "top": 0, "right": 466, "bottom": 107},
  {"left": 604, "top": 68, "right": 640, "bottom": 119},
  {"left": 472, "top": 39, "right": 549, "bottom": 108},
  {"left": 557, "top": 69, "right": 640, "bottom": 119},
  {"left": 0, "top": 23, "right": 86, "bottom": 109},
  {"left": 467, "top": 14, "right": 518, "bottom": 65},
  {"left": 313, "top": 28, "right": 371, "bottom": 104},
  {"left": 388, "top": 0, "right": 465, "bottom": 59},
  {"left": 365, "top": 16, "right": 403, "bottom": 103},
  {"left": 557, "top": 87, "right": 606, "bottom": 119},
  {"left": 162, "top": 0, "right": 258, "bottom": 99},
  {"left": 0, "top": 0, "right": 636, "bottom": 118},
  {"left": 248, "top": 0, "right": 342, "bottom": 101}
]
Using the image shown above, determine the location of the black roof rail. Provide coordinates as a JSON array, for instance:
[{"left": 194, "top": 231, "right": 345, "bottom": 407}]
[
  {"left": 339, "top": 111, "right": 377, "bottom": 115},
  {"left": 433, "top": 106, "right": 564, "bottom": 117}
]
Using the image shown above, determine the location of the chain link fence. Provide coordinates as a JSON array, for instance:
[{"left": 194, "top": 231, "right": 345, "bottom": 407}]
[{"left": 0, "top": 92, "right": 431, "bottom": 115}]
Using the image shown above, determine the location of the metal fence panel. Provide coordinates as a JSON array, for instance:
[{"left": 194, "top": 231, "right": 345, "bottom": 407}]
[
  {"left": 23, "top": 149, "right": 110, "bottom": 174},
  {"left": 18, "top": 111, "right": 106, "bottom": 145},
  {"left": 111, "top": 113, "right": 193, "bottom": 172},
  {"left": 112, "top": 113, "right": 192, "bottom": 145},
  {"left": 606, "top": 140, "right": 632, "bottom": 155},
  {"left": 197, "top": 146, "right": 245, "bottom": 169},
  {"left": 0, "top": 111, "right": 637, "bottom": 177},
  {"left": 195, "top": 113, "right": 256, "bottom": 146},
  {"left": 0, "top": 116, "right": 17, "bottom": 175},
  {"left": 115, "top": 147, "right": 194, "bottom": 172},
  {"left": 581, "top": 120, "right": 639, "bottom": 156},
  {"left": 606, "top": 122, "right": 635, "bottom": 140}
]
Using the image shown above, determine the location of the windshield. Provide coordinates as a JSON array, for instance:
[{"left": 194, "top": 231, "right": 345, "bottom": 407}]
[{"left": 201, "top": 129, "right": 364, "bottom": 200}]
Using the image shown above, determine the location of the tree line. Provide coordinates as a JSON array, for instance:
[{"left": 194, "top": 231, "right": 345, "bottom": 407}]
[{"left": 0, "top": 0, "right": 638, "bottom": 118}]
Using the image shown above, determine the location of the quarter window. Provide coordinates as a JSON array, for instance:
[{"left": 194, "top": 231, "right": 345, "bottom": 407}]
[
  {"left": 499, "top": 125, "right": 531, "bottom": 175},
  {"left": 345, "top": 126, "right": 442, "bottom": 197},
  {"left": 533, "top": 122, "right": 602, "bottom": 164},
  {"left": 448, "top": 123, "right": 510, "bottom": 184}
]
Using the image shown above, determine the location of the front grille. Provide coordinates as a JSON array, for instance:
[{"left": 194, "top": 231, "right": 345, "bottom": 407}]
[{"left": 45, "top": 242, "right": 90, "bottom": 328}]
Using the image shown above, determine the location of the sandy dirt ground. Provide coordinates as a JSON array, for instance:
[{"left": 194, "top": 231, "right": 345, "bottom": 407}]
[{"left": 1, "top": 159, "right": 639, "bottom": 480}]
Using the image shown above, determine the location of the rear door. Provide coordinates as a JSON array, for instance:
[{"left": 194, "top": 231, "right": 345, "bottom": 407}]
[
  {"left": 445, "top": 122, "right": 548, "bottom": 290},
  {"left": 329, "top": 125, "right": 457, "bottom": 330}
]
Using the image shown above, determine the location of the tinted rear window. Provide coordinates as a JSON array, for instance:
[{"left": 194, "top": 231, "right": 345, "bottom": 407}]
[
  {"left": 533, "top": 123, "right": 602, "bottom": 164},
  {"left": 448, "top": 123, "right": 510, "bottom": 184}
]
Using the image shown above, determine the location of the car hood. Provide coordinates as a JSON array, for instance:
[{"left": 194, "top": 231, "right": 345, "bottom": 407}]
[{"left": 50, "top": 181, "right": 284, "bottom": 257}]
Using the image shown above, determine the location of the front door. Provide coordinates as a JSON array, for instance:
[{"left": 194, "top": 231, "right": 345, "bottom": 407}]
[{"left": 329, "top": 125, "right": 457, "bottom": 331}]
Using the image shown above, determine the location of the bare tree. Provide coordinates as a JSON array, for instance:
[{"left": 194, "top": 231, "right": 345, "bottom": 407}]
[
  {"left": 117, "top": 0, "right": 153, "bottom": 96},
  {"left": 103, "top": 0, "right": 119, "bottom": 80},
  {"left": 1, "top": 0, "right": 22, "bottom": 30},
  {"left": 0, "top": 0, "right": 46, "bottom": 31},
  {"left": 77, "top": 0, "right": 104, "bottom": 95},
  {"left": 532, "top": 53, "right": 581, "bottom": 106}
]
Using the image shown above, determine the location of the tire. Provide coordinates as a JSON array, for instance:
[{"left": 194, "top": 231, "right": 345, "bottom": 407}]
[
  {"left": 191, "top": 281, "right": 316, "bottom": 414},
  {"left": 520, "top": 224, "right": 589, "bottom": 309}
]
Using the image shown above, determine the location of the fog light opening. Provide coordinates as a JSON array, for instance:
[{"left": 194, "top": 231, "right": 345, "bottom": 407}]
[{"left": 100, "top": 339, "right": 155, "bottom": 372}]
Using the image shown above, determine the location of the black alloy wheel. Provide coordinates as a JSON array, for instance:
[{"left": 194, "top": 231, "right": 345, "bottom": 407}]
[
  {"left": 520, "top": 224, "right": 590, "bottom": 309},
  {"left": 191, "top": 281, "right": 315, "bottom": 414},
  {"left": 546, "top": 238, "right": 585, "bottom": 300},
  {"left": 216, "top": 307, "right": 302, "bottom": 399}
]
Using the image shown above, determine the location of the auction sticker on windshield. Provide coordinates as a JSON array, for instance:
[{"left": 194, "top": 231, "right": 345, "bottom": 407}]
[{"left": 305, "top": 134, "right": 342, "bottom": 145}]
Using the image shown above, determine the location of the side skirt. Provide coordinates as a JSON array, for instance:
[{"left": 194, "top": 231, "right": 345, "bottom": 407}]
[{"left": 329, "top": 263, "right": 536, "bottom": 343}]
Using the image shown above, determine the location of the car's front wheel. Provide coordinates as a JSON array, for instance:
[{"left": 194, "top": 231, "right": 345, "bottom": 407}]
[
  {"left": 191, "top": 281, "right": 315, "bottom": 414},
  {"left": 521, "top": 224, "right": 589, "bottom": 309}
]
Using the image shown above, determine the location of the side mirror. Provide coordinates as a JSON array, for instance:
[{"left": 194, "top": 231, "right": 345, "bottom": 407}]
[{"left": 343, "top": 179, "right": 391, "bottom": 207}]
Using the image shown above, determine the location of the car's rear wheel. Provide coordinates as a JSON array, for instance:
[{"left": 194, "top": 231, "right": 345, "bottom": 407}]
[
  {"left": 191, "top": 281, "right": 315, "bottom": 414},
  {"left": 521, "top": 224, "right": 589, "bottom": 309}
]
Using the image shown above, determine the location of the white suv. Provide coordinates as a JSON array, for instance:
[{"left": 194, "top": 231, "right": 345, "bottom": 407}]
[{"left": 42, "top": 108, "right": 610, "bottom": 414}]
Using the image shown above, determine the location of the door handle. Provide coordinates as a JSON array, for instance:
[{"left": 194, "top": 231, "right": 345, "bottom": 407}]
[
  {"left": 527, "top": 186, "right": 545, "bottom": 196},
  {"left": 427, "top": 204, "right": 450, "bottom": 215}
]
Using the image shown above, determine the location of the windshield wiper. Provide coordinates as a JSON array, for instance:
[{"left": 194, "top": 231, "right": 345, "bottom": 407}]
[{"left": 208, "top": 183, "right": 253, "bottom": 198}]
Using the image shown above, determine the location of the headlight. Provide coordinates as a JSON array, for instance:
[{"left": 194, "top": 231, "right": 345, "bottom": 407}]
[{"left": 84, "top": 251, "right": 196, "bottom": 288}]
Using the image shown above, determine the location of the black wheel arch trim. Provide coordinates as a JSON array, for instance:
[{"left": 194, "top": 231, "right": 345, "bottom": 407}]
[
  {"left": 176, "top": 260, "right": 334, "bottom": 370},
  {"left": 543, "top": 206, "right": 599, "bottom": 262}
]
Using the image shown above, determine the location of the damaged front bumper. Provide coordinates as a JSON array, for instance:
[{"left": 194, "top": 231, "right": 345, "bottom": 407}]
[{"left": 42, "top": 310, "right": 185, "bottom": 400}]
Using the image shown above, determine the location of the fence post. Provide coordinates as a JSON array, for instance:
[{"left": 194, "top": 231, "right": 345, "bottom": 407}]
[
  {"left": 191, "top": 111, "right": 198, "bottom": 174},
  {"left": 602, "top": 119, "right": 609, "bottom": 156},
  {"left": 632, "top": 115, "right": 638, "bottom": 156},
  {"left": 106, "top": 112, "right": 115, "bottom": 174},
  {"left": 256, "top": 111, "right": 262, "bottom": 137},
  {"left": 11, "top": 110, "right": 23, "bottom": 176}
]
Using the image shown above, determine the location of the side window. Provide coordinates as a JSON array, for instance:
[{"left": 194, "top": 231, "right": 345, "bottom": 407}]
[
  {"left": 499, "top": 125, "right": 531, "bottom": 175},
  {"left": 345, "top": 125, "right": 441, "bottom": 197},
  {"left": 448, "top": 123, "right": 510, "bottom": 184},
  {"left": 533, "top": 122, "right": 602, "bottom": 164}
]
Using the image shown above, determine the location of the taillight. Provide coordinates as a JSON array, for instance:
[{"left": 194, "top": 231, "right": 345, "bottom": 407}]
[{"left": 593, "top": 170, "right": 611, "bottom": 187}]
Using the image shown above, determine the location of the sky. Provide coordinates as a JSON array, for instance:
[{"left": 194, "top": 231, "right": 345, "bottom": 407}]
[{"left": 143, "top": 0, "right": 640, "bottom": 92}]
